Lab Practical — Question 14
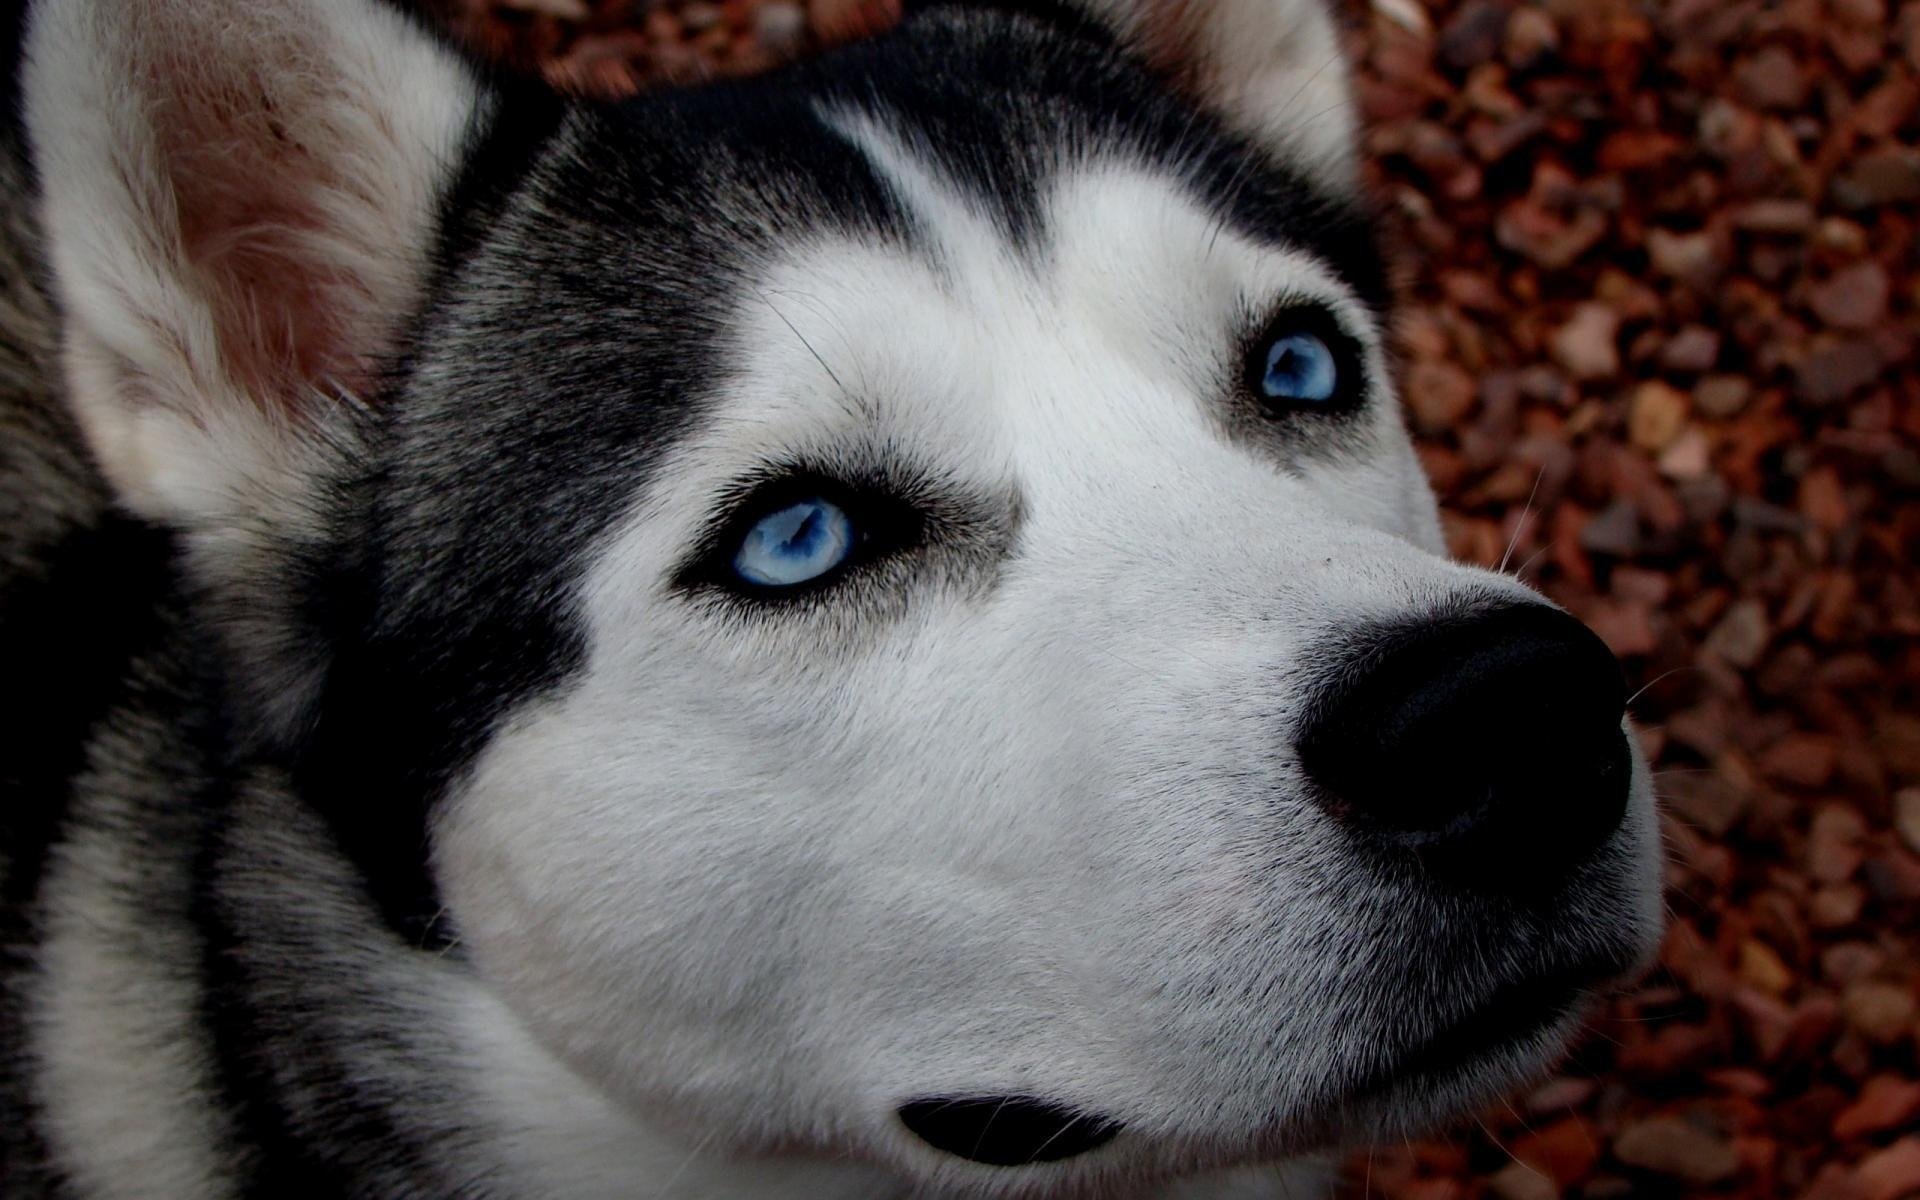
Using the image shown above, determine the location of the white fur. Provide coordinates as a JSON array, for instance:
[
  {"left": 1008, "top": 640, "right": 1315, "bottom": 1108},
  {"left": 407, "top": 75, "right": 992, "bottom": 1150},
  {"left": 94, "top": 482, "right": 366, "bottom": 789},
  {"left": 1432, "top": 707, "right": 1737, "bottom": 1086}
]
[
  {"left": 28, "top": 717, "right": 241, "bottom": 1199},
  {"left": 1072, "top": 0, "right": 1359, "bottom": 181},
  {"left": 23, "top": 0, "right": 482, "bottom": 529},
  {"left": 432, "top": 124, "right": 1662, "bottom": 1196}
]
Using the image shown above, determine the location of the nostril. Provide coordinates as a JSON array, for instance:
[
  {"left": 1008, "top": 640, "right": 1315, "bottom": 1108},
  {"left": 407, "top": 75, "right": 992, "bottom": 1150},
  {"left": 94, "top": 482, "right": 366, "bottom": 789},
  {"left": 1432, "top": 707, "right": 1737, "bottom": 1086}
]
[{"left": 1297, "top": 604, "right": 1631, "bottom": 888}]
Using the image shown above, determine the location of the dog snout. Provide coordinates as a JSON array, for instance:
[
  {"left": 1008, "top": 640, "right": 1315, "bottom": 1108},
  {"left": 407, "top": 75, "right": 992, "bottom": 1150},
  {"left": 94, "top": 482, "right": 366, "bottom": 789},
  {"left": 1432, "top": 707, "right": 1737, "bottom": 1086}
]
[{"left": 1296, "top": 603, "right": 1632, "bottom": 891}]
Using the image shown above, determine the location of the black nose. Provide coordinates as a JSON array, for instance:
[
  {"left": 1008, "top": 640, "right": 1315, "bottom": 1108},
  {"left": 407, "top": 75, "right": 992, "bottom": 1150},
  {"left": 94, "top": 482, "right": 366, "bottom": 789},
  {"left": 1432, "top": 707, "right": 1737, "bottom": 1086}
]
[{"left": 1297, "top": 604, "right": 1631, "bottom": 889}]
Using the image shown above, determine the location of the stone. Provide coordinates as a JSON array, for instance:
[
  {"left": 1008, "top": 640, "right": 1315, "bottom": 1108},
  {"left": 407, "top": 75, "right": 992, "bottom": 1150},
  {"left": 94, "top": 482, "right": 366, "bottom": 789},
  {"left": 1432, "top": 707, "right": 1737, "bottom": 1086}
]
[
  {"left": 1612, "top": 1116, "right": 1740, "bottom": 1184},
  {"left": 1808, "top": 804, "right": 1867, "bottom": 881},
  {"left": 1733, "top": 198, "right": 1817, "bottom": 233},
  {"left": 1407, "top": 358, "right": 1478, "bottom": 433},
  {"left": 1647, "top": 227, "right": 1725, "bottom": 287},
  {"left": 1734, "top": 45, "right": 1808, "bottom": 108},
  {"left": 1487, "top": 1162, "right": 1556, "bottom": 1200},
  {"left": 1694, "top": 375, "right": 1753, "bottom": 418},
  {"left": 1856, "top": 1138, "right": 1920, "bottom": 1200},
  {"left": 1438, "top": 0, "right": 1511, "bottom": 69},
  {"left": 1796, "top": 338, "right": 1884, "bottom": 406},
  {"left": 1842, "top": 981, "right": 1918, "bottom": 1044},
  {"left": 1504, "top": 7, "right": 1559, "bottom": 68},
  {"left": 1738, "top": 939, "right": 1793, "bottom": 995},
  {"left": 1550, "top": 303, "right": 1621, "bottom": 380},
  {"left": 1834, "top": 1076, "right": 1920, "bottom": 1140},
  {"left": 1832, "top": 147, "right": 1920, "bottom": 209},
  {"left": 751, "top": 1, "right": 808, "bottom": 53},
  {"left": 1580, "top": 499, "right": 1641, "bottom": 558},
  {"left": 1704, "top": 599, "right": 1769, "bottom": 668},
  {"left": 1660, "top": 325, "right": 1721, "bottom": 372},
  {"left": 1809, "top": 261, "right": 1892, "bottom": 330},
  {"left": 1629, "top": 381, "right": 1690, "bottom": 452},
  {"left": 1657, "top": 428, "right": 1712, "bottom": 480},
  {"left": 1809, "top": 883, "right": 1865, "bottom": 929},
  {"left": 1896, "top": 788, "right": 1920, "bottom": 855}
]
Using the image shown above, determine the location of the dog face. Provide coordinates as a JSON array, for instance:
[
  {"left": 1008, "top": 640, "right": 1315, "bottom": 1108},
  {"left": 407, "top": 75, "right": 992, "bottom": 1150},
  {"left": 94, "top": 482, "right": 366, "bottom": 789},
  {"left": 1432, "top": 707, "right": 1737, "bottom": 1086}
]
[{"left": 25, "top": 0, "right": 1663, "bottom": 1192}]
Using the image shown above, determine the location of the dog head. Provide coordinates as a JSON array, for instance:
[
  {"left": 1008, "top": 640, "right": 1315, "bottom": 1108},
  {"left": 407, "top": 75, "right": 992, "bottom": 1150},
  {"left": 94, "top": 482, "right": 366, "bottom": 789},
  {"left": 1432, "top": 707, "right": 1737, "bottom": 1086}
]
[{"left": 25, "top": 0, "right": 1662, "bottom": 1191}]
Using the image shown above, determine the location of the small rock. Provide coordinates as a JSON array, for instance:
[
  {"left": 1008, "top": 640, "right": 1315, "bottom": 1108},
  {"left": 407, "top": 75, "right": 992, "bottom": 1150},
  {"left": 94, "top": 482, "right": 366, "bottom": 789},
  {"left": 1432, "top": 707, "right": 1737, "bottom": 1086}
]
[
  {"left": 1704, "top": 599, "right": 1769, "bottom": 668},
  {"left": 1657, "top": 428, "right": 1712, "bottom": 480},
  {"left": 1512, "top": 1113, "right": 1605, "bottom": 1190},
  {"left": 1863, "top": 851, "right": 1920, "bottom": 904},
  {"left": 1733, "top": 198, "right": 1817, "bottom": 234},
  {"left": 1695, "top": 375, "right": 1753, "bottom": 418},
  {"left": 1824, "top": 942, "right": 1888, "bottom": 987},
  {"left": 1879, "top": 714, "right": 1920, "bottom": 781},
  {"left": 1371, "top": 0, "right": 1434, "bottom": 36},
  {"left": 1503, "top": 6, "right": 1559, "bottom": 68},
  {"left": 1487, "top": 1162, "right": 1556, "bottom": 1200},
  {"left": 1550, "top": 303, "right": 1621, "bottom": 380},
  {"left": 1499, "top": 200, "right": 1608, "bottom": 268},
  {"left": 1662, "top": 773, "right": 1749, "bottom": 838},
  {"left": 1580, "top": 499, "right": 1641, "bottom": 558},
  {"left": 1734, "top": 45, "right": 1808, "bottom": 109},
  {"left": 1613, "top": 1116, "right": 1741, "bottom": 1184},
  {"left": 1738, "top": 939, "right": 1793, "bottom": 995},
  {"left": 751, "top": 1, "right": 808, "bottom": 53},
  {"left": 1438, "top": 0, "right": 1511, "bottom": 69},
  {"left": 1797, "top": 338, "right": 1884, "bottom": 406},
  {"left": 1660, "top": 326, "right": 1721, "bottom": 372},
  {"left": 1832, "top": 146, "right": 1920, "bottom": 209},
  {"left": 1808, "top": 804, "right": 1867, "bottom": 880},
  {"left": 1809, "top": 261, "right": 1892, "bottom": 330},
  {"left": 1647, "top": 227, "right": 1725, "bottom": 287},
  {"left": 1524, "top": 1077, "right": 1596, "bottom": 1115},
  {"left": 1629, "top": 381, "right": 1690, "bottom": 452},
  {"left": 1856, "top": 1138, "right": 1920, "bottom": 1200},
  {"left": 1808, "top": 883, "right": 1864, "bottom": 929},
  {"left": 1896, "top": 788, "right": 1920, "bottom": 855},
  {"left": 1834, "top": 1076, "right": 1920, "bottom": 1140},
  {"left": 1842, "top": 981, "right": 1918, "bottom": 1044},
  {"left": 1406, "top": 359, "right": 1477, "bottom": 433},
  {"left": 1765, "top": 735, "right": 1839, "bottom": 789}
]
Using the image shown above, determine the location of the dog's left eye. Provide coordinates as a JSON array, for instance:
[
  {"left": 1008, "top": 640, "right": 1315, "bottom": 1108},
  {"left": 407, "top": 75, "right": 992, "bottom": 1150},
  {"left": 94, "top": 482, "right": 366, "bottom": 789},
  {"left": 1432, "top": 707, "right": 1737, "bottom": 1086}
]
[
  {"left": 732, "top": 497, "right": 857, "bottom": 587},
  {"left": 1258, "top": 331, "right": 1338, "bottom": 404}
]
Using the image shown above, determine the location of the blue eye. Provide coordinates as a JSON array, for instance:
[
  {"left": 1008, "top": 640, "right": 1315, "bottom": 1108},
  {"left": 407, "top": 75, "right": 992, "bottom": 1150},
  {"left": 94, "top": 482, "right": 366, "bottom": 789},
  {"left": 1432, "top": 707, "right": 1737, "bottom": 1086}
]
[
  {"left": 732, "top": 497, "right": 857, "bottom": 587},
  {"left": 1259, "top": 331, "right": 1339, "bottom": 404}
]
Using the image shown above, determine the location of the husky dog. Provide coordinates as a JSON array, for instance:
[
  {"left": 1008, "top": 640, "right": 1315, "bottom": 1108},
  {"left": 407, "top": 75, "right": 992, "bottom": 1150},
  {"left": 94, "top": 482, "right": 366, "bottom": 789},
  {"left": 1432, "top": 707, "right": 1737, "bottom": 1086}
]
[{"left": 0, "top": 0, "right": 1663, "bottom": 1195}]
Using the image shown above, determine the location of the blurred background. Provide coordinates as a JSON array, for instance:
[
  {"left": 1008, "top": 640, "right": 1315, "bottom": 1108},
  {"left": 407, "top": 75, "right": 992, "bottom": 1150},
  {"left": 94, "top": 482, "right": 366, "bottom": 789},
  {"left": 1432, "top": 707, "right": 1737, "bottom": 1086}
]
[{"left": 429, "top": 1, "right": 1920, "bottom": 1195}]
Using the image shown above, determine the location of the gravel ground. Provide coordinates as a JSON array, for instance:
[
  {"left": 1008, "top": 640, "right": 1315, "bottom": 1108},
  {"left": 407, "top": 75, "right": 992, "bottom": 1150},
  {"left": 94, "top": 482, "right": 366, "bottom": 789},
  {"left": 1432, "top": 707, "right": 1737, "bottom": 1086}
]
[{"left": 442, "top": 1, "right": 1920, "bottom": 1196}]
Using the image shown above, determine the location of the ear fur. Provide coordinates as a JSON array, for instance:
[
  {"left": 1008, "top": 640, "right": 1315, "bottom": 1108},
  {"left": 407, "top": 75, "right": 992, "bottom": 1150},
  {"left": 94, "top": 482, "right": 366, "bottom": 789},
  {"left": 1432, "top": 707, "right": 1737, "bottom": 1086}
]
[
  {"left": 23, "top": 0, "right": 488, "bottom": 528},
  {"left": 939, "top": 0, "right": 1359, "bottom": 179}
]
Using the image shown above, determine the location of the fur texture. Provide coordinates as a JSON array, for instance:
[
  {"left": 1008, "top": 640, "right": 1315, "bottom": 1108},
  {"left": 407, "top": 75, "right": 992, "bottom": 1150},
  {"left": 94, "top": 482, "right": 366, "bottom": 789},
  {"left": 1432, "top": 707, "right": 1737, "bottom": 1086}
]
[{"left": 0, "top": 0, "right": 1664, "bottom": 1196}]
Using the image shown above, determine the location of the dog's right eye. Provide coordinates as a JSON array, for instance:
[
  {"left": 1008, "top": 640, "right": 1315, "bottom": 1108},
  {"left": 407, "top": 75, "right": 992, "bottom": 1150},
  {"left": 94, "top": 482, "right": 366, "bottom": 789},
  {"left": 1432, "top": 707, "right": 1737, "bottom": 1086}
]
[{"left": 732, "top": 497, "right": 858, "bottom": 588}]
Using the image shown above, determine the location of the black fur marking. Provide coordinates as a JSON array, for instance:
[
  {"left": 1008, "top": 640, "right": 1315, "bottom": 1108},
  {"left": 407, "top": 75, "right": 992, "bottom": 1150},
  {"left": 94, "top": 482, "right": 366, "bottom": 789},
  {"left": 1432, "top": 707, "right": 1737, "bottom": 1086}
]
[{"left": 296, "top": 79, "right": 919, "bottom": 944}]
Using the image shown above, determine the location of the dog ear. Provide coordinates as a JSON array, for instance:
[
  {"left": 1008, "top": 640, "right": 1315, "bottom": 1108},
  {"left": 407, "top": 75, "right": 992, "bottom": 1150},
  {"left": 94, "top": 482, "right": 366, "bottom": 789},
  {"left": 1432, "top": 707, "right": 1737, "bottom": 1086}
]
[
  {"left": 23, "top": 0, "right": 489, "bottom": 528},
  {"left": 925, "top": 0, "right": 1358, "bottom": 180}
]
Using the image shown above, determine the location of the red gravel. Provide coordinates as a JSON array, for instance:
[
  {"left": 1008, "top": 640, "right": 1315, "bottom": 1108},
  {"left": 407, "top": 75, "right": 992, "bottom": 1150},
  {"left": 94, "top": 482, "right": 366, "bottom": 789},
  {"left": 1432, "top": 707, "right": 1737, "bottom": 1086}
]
[{"left": 445, "top": 2, "right": 1920, "bottom": 1196}]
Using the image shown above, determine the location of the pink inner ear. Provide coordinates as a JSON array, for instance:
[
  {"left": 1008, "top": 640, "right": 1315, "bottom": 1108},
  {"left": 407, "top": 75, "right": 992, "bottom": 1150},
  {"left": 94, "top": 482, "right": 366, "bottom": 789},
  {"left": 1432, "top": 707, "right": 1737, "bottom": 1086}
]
[{"left": 152, "top": 57, "right": 394, "bottom": 417}]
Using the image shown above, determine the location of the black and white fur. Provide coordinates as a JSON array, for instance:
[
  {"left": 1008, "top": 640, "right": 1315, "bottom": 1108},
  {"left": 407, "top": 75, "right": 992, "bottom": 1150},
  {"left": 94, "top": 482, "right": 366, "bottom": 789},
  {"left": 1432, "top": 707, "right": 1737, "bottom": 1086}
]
[{"left": 0, "top": 0, "right": 1664, "bottom": 1195}]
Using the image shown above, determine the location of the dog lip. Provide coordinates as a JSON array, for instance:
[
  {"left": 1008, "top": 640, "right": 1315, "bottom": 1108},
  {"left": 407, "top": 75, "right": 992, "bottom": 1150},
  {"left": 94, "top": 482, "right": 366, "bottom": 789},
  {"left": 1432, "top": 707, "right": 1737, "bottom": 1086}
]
[
  {"left": 897, "top": 1095, "right": 1123, "bottom": 1166},
  {"left": 1386, "top": 958, "right": 1624, "bottom": 1084}
]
